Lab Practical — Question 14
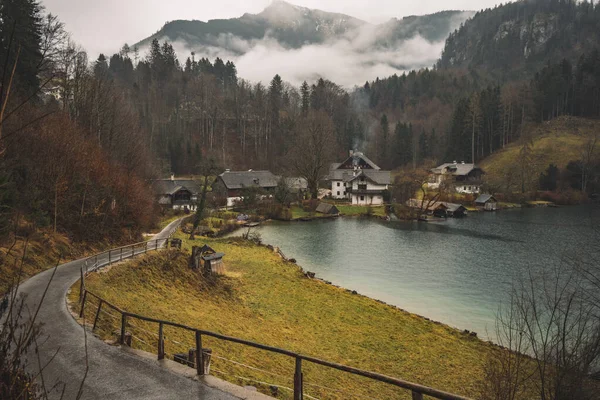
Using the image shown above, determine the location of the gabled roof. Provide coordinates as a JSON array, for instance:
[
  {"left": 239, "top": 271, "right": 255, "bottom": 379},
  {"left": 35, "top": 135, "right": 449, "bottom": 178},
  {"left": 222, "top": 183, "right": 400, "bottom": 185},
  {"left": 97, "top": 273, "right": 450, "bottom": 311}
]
[
  {"left": 335, "top": 152, "right": 381, "bottom": 170},
  {"left": 316, "top": 203, "right": 339, "bottom": 214},
  {"left": 218, "top": 170, "right": 279, "bottom": 190},
  {"left": 285, "top": 177, "right": 308, "bottom": 191},
  {"left": 153, "top": 179, "right": 203, "bottom": 195},
  {"left": 344, "top": 170, "right": 391, "bottom": 185},
  {"left": 166, "top": 186, "right": 192, "bottom": 196},
  {"left": 431, "top": 163, "right": 482, "bottom": 177},
  {"left": 475, "top": 194, "right": 497, "bottom": 204}
]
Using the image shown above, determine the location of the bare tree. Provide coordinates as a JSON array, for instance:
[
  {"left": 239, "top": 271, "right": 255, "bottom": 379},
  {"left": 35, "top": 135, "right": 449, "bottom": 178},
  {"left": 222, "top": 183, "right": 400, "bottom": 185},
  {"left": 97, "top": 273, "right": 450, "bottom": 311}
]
[
  {"left": 288, "top": 111, "right": 336, "bottom": 199},
  {"left": 481, "top": 246, "right": 600, "bottom": 400}
]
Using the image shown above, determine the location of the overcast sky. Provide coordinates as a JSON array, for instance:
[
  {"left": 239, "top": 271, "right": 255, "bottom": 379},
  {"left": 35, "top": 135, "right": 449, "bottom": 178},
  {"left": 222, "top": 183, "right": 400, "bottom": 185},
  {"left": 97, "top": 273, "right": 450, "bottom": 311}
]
[{"left": 40, "top": 0, "right": 504, "bottom": 58}]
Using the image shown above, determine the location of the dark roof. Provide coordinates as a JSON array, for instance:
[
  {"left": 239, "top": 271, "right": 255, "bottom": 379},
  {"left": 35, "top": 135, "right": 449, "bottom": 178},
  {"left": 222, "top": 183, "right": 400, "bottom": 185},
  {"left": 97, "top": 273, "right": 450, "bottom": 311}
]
[
  {"left": 166, "top": 186, "right": 192, "bottom": 196},
  {"left": 475, "top": 194, "right": 497, "bottom": 204},
  {"left": 218, "top": 170, "right": 278, "bottom": 190},
  {"left": 345, "top": 170, "right": 391, "bottom": 185},
  {"left": 201, "top": 252, "right": 225, "bottom": 261},
  {"left": 199, "top": 244, "right": 216, "bottom": 254},
  {"left": 336, "top": 152, "right": 381, "bottom": 170},
  {"left": 316, "top": 203, "right": 339, "bottom": 214},
  {"left": 153, "top": 179, "right": 203, "bottom": 195}
]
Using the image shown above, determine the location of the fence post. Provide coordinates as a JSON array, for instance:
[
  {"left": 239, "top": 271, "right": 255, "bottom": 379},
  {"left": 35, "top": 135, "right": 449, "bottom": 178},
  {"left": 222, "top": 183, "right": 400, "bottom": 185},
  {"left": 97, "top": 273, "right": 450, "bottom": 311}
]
[
  {"left": 195, "top": 331, "right": 204, "bottom": 376},
  {"left": 412, "top": 391, "right": 423, "bottom": 400},
  {"left": 120, "top": 247, "right": 123, "bottom": 261},
  {"left": 79, "top": 290, "right": 87, "bottom": 318},
  {"left": 120, "top": 313, "right": 127, "bottom": 345},
  {"left": 79, "top": 268, "right": 85, "bottom": 302},
  {"left": 108, "top": 250, "right": 111, "bottom": 265},
  {"left": 93, "top": 300, "right": 103, "bottom": 331},
  {"left": 158, "top": 322, "right": 165, "bottom": 360},
  {"left": 294, "top": 357, "right": 303, "bottom": 400}
]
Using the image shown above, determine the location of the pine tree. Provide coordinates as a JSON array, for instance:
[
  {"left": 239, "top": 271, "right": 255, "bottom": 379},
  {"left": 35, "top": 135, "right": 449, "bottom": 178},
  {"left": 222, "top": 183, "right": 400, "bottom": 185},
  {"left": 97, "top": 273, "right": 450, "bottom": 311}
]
[
  {"left": 0, "top": 0, "right": 43, "bottom": 96},
  {"left": 300, "top": 81, "right": 310, "bottom": 115}
]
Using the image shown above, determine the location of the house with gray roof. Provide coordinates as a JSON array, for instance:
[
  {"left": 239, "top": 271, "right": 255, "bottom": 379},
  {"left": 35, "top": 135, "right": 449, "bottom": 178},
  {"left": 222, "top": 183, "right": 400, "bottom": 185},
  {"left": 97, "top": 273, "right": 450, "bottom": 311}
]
[
  {"left": 327, "top": 151, "right": 391, "bottom": 205},
  {"left": 213, "top": 170, "right": 279, "bottom": 208},
  {"left": 153, "top": 177, "right": 201, "bottom": 209},
  {"left": 427, "top": 161, "right": 484, "bottom": 194}
]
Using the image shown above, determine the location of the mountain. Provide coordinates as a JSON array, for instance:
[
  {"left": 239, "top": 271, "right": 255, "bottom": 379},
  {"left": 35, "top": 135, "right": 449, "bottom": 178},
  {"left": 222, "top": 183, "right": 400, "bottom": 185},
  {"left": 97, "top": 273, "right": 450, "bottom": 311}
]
[
  {"left": 135, "top": 1, "right": 474, "bottom": 56},
  {"left": 438, "top": 0, "right": 600, "bottom": 79}
]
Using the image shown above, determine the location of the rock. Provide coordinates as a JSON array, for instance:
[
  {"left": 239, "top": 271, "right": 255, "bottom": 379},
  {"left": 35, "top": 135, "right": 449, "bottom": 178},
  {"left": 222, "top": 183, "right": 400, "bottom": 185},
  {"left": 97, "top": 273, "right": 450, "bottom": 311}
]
[
  {"left": 267, "top": 245, "right": 274, "bottom": 251},
  {"left": 351, "top": 290, "right": 358, "bottom": 295},
  {"left": 289, "top": 258, "right": 297, "bottom": 263},
  {"left": 305, "top": 271, "right": 316, "bottom": 279}
]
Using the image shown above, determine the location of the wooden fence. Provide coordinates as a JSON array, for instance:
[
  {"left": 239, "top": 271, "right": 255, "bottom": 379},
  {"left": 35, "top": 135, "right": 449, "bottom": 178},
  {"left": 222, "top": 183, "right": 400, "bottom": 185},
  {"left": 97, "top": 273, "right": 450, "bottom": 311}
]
[{"left": 78, "top": 226, "right": 473, "bottom": 400}]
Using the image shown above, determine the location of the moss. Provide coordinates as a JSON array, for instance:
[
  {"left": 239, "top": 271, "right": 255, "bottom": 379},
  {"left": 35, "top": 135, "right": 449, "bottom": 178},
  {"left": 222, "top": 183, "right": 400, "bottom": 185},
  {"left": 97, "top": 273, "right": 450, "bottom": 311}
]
[{"left": 72, "top": 230, "right": 496, "bottom": 399}]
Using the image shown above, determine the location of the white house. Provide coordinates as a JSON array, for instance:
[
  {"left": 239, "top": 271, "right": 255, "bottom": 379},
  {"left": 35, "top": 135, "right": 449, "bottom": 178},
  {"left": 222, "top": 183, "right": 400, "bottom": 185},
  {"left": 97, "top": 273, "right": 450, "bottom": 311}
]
[
  {"left": 427, "top": 161, "right": 484, "bottom": 194},
  {"left": 328, "top": 151, "right": 391, "bottom": 205}
]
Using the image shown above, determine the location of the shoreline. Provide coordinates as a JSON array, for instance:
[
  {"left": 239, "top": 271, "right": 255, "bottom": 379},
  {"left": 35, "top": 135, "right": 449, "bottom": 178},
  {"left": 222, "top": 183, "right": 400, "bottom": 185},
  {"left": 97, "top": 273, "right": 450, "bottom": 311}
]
[{"left": 257, "top": 237, "right": 490, "bottom": 343}]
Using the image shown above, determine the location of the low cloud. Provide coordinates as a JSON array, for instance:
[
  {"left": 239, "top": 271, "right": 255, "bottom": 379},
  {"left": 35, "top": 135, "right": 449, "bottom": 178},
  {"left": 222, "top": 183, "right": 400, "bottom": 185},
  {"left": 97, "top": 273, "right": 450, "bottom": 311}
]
[{"left": 156, "top": 19, "right": 460, "bottom": 87}]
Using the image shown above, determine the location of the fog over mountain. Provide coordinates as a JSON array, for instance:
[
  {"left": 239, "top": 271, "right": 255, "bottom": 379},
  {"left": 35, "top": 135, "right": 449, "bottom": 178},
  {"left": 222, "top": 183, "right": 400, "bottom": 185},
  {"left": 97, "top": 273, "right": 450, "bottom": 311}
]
[{"left": 135, "top": 1, "right": 474, "bottom": 86}]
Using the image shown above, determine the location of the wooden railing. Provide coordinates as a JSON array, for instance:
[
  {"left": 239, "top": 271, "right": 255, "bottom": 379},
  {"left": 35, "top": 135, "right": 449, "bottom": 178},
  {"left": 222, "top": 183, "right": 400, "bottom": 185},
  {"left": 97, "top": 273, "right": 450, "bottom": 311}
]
[{"left": 77, "top": 223, "right": 472, "bottom": 400}]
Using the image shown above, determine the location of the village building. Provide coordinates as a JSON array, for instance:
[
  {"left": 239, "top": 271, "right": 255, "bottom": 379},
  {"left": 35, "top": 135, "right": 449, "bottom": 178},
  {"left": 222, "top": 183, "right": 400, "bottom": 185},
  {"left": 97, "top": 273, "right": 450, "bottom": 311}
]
[
  {"left": 285, "top": 177, "right": 309, "bottom": 200},
  {"left": 407, "top": 199, "right": 468, "bottom": 218},
  {"left": 153, "top": 177, "right": 203, "bottom": 209},
  {"left": 213, "top": 170, "right": 279, "bottom": 208},
  {"left": 315, "top": 202, "right": 339, "bottom": 215},
  {"left": 327, "top": 151, "right": 391, "bottom": 206},
  {"left": 475, "top": 194, "right": 498, "bottom": 211},
  {"left": 427, "top": 162, "right": 484, "bottom": 194}
]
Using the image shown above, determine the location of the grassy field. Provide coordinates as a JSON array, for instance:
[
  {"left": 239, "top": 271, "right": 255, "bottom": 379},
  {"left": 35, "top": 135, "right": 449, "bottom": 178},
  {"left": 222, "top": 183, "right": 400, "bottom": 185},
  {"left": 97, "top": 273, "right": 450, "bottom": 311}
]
[
  {"left": 71, "top": 230, "right": 496, "bottom": 399},
  {"left": 480, "top": 116, "right": 600, "bottom": 192},
  {"left": 335, "top": 204, "right": 387, "bottom": 217}
]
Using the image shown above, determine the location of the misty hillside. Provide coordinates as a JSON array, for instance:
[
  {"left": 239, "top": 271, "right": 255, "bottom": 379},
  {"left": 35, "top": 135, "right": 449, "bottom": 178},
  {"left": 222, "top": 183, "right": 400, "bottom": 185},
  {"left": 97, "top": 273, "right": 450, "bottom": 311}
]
[
  {"left": 438, "top": 0, "right": 600, "bottom": 79},
  {"left": 135, "top": 1, "right": 474, "bottom": 55}
]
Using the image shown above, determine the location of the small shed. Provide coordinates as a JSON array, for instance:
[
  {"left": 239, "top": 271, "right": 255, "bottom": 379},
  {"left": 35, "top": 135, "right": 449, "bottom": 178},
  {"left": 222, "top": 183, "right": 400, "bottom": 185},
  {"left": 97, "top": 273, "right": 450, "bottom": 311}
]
[
  {"left": 191, "top": 245, "right": 225, "bottom": 275},
  {"left": 475, "top": 194, "right": 498, "bottom": 211},
  {"left": 316, "top": 203, "right": 339, "bottom": 215},
  {"left": 444, "top": 203, "right": 468, "bottom": 218}
]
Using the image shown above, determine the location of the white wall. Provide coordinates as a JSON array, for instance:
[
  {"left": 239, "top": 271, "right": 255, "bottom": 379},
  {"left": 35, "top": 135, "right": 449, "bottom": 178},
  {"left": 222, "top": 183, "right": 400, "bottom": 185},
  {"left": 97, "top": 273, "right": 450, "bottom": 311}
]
[
  {"left": 331, "top": 180, "right": 347, "bottom": 199},
  {"left": 351, "top": 194, "right": 383, "bottom": 206}
]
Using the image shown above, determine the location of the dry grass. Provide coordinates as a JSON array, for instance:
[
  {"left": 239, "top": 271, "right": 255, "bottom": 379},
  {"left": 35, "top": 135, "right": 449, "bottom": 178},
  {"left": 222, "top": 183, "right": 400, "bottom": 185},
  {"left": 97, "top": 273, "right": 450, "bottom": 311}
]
[
  {"left": 480, "top": 116, "right": 600, "bottom": 192},
  {"left": 70, "top": 230, "right": 496, "bottom": 399}
]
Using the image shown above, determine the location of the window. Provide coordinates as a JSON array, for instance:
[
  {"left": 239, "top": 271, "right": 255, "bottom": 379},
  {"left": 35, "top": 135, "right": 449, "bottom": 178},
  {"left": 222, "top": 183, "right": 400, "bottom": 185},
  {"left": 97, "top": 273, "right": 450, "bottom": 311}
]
[
  {"left": 337, "top": 191, "right": 340, "bottom": 196},
  {"left": 360, "top": 196, "right": 365, "bottom": 201},
  {"left": 464, "top": 186, "right": 467, "bottom": 191},
  {"left": 358, "top": 184, "right": 367, "bottom": 191},
  {"left": 337, "top": 182, "right": 340, "bottom": 187},
  {"left": 468, "top": 186, "right": 471, "bottom": 191}
]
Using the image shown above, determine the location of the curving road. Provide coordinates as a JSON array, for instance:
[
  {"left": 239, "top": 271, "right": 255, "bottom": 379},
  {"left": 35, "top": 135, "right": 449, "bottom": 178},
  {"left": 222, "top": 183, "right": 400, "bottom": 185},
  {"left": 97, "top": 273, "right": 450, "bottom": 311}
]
[{"left": 17, "top": 220, "right": 243, "bottom": 399}]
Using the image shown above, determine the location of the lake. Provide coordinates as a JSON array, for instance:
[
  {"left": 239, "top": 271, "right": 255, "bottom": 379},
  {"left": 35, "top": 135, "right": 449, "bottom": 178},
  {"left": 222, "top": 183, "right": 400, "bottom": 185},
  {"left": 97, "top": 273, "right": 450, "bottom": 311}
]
[{"left": 233, "top": 205, "right": 597, "bottom": 340}]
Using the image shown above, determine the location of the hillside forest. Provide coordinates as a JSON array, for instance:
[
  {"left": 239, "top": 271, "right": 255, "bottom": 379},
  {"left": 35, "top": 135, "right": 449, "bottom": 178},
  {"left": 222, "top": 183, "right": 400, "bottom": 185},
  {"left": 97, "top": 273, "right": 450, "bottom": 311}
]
[{"left": 2, "top": 0, "right": 600, "bottom": 244}]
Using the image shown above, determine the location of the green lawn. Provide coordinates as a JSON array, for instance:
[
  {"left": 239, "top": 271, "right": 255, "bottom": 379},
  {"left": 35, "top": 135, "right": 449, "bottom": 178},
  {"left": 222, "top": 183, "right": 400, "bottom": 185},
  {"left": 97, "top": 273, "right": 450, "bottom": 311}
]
[
  {"left": 71, "top": 231, "right": 495, "bottom": 399},
  {"left": 335, "top": 204, "right": 387, "bottom": 217}
]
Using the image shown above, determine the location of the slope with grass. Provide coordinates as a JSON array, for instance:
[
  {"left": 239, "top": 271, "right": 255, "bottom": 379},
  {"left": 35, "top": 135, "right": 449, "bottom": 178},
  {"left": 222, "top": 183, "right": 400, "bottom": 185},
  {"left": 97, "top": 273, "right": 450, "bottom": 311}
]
[
  {"left": 480, "top": 116, "right": 599, "bottom": 193},
  {"left": 72, "top": 230, "right": 496, "bottom": 399}
]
